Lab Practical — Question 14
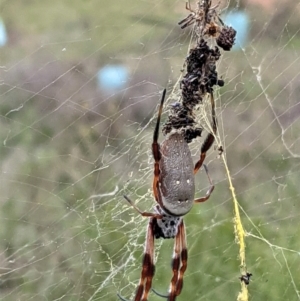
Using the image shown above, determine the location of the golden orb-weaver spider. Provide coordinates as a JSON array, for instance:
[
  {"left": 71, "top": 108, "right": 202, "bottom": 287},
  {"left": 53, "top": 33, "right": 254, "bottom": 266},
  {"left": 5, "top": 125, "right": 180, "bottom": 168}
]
[{"left": 118, "top": 89, "right": 215, "bottom": 301}]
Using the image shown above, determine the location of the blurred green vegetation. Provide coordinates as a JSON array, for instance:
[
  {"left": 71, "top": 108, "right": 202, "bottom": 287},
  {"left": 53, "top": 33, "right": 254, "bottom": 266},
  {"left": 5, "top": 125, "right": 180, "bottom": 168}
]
[{"left": 0, "top": 0, "right": 300, "bottom": 301}]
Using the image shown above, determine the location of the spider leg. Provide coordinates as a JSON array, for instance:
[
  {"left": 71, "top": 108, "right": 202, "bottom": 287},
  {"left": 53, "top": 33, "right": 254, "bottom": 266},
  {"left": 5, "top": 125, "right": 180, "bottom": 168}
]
[
  {"left": 209, "top": 1, "right": 221, "bottom": 12},
  {"left": 151, "top": 288, "right": 168, "bottom": 298},
  {"left": 194, "top": 164, "right": 215, "bottom": 203},
  {"left": 124, "top": 89, "right": 166, "bottom": 220},
  {"left": 151, "top": 221, "right": 188, "bottom": 300},
  {"left": 139, "top": 219, "right": 156, "bottom": 301},
  {"left": 123, "top": 195, "right": 163, "bottom": 219},
  {"left": 152, "top": 89, "right": 166, "bottom": 206},
  {"left": 184, "top": 1, "right": 189, "bottom": 11},
  {"left": 180, "top": 18, "right": 196, "bottom": 29},
  {"left": 185, "top": 1, "right": 191, "bottom": 12},
  {"left": 174, "top": 222, "right": 187, "bottom": 296},
  {"left": 194, "top": 92, "right": 217, "bottom": 174},
  {"left": 178, "top": 13, "right": 193, "bottom": 26},
  {"left": 216, "top": 14, "right": 224, "bottom": 26},
  {"left": 168, "top": 221, "right": 182, "bottom": 301},
  {"left": 117, "top": 218, "right": 156, "bottom": 301}
]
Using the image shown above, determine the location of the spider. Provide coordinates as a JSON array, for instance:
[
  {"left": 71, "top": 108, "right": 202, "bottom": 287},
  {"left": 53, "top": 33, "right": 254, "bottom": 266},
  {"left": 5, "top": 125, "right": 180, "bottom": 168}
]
[
  {"left": 203, "top": 21, "right": 221, "bottom": 37},
  {"left": 117, "top": 89, "right": 215, "bottom": 301},
  {"left": 178, "top": 0, "right": 222, "bottom": 37}
]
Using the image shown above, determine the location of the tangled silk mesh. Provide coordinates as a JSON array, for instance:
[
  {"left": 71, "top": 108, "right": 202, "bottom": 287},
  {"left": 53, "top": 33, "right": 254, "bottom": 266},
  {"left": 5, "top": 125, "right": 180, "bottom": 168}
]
[{"left": 0, "top": 1, "right": 300, "bottom": 301}]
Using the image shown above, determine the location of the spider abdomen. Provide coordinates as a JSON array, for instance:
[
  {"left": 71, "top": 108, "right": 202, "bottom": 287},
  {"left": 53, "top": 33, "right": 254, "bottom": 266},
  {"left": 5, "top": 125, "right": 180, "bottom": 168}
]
[{"left": 159, "top": 133, "right": 195, "bottom": 216}]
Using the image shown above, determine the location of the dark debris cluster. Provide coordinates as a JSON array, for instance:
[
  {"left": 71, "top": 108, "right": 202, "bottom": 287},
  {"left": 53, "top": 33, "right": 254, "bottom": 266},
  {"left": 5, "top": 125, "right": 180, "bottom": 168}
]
[
  {"left": 162, "top": 2, "right": 236, "bottom": 143},
  {"left": 162, "top": 102, "right": 202, "bottom": 143},
  {"left": 182, "top": 40, "right": 223, "bottom": 109},
  {"left": 217, "top": 26, "right": 237, "bottom": 51},
  {"left": 162, "top": 38, "right": 224, "bottom": 142}
]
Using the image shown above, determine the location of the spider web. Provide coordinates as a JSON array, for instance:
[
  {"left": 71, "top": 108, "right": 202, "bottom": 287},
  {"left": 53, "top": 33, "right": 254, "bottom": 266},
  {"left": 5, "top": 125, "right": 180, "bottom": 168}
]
[{"left": 1, "top": 0, "right": 300, "bottom": 300}]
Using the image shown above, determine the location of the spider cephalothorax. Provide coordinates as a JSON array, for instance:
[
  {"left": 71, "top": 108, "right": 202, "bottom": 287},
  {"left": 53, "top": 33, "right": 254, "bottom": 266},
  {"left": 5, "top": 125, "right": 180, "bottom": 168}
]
[
  {"left": 178, "top": 1, "right": 221, "bottom": 35},
  {"left": 178, "top": 1, "right": 236, "bottom": 50},
  {"left": 153, "top": 205, "right": 182, "bottom": 239},
  {"left": 117, "top": 89, "right": 214, "bottom": 301}
]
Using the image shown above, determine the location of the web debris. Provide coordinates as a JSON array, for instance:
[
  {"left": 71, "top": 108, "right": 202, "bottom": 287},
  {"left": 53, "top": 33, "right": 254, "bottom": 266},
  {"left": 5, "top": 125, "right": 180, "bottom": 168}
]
[{"left": 164, "top": 1, "right": 251, "bottom": 300}]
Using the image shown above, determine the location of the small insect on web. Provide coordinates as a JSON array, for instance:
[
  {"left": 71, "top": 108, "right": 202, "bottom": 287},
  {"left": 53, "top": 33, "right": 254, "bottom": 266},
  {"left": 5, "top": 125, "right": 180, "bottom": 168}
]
[
  {"left": 240, "top": 273, "right": 253, "bottom": 285},
  {"left": 178, "top": 0, "right": 222, "bottom": 37},
  {"left": 117, "top": 89, "right": 215, "bottom": 301},
  {"left": 178, "top": 0, "right": 236, "bottom": 50}
]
